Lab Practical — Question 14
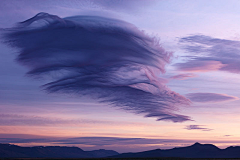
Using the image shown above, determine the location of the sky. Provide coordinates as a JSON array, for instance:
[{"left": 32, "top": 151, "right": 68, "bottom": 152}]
[{"left": 1, "top": 0, "right": 240, "bottom": 153}]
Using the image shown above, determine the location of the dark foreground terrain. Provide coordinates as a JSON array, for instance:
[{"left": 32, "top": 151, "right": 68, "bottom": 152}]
[
  {"left": 2, "top": 142, "right": 240, "bottom": 159},
  {"left": 0, "top": 143, "right": 118, "bottom": 158},
  {"left": 111, "top": 143, "right": 240, "bottom": 158},
  {"left": 2, "top": 158, "right": 240, "bottom": 160}
]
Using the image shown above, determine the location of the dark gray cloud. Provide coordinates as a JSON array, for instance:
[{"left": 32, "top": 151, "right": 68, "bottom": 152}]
[
  {"left": 186, "top": 93, "right": 238, "bottom": 103},
  {"left": 170, "top": 73, "right": 196, "bottom": 80},
  {"left": 1, "top": 13, "right": 191, "bottom": 122},
  {"left": 175, "top": 35, "right": 240, "bottom": 73},
  {"left": 185, "top": 125, "right": 212, "bottom": 131}
]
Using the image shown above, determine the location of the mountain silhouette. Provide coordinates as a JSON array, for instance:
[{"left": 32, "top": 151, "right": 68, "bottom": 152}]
[
  {"left": 2, "top": 142, "right": 240, "bottom": 158},
  {"left": 0, "top": 143, "right": 119, "bottom": 158},
  {"left": 111, "top": 142, "right": 240, "bottom": 158}
]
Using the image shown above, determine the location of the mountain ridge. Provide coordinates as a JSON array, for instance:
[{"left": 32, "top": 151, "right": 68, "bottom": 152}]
[
  {"left": 1, "top": 142, "right": 240, "bottom": 158},
  {"left": 0, "top": 143, "right": 118, "bottom": 158},
  {"left": 111, "top": 142, "right": 240, "bottom": 158}
]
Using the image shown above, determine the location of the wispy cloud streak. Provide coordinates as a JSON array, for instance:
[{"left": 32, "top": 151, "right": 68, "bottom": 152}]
[
  {"left": 175, "top": 35, "right": 240, "bottom": 73},
  {"left": 185, "top": 125, "right": 212, "bottom": 131},
  {"left": 0, "top": 134, "right": 195, "bottom": 146},
  {"left": 170, "top": 73, "right": 196, "bottom": 80},
  {"left": 0, "top": 114, "right": 112, "bottom": 126},
  {"left": 2, "top": 134, "right": 240, "bottom": 148},
  {"left": 87, "top": 0, "right": 156, "bottom": 12},
  {"left": 1, "top": 13, "right": 190, "bottom": 122},
  {"left": 186, "top": 93, "right": 238, "bottom": 103}
]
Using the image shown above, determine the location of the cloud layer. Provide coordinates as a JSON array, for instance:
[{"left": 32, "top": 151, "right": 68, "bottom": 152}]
[
  {"left": 175, "top": 35, "right": 240, "bottom": 73},
  {"left": 0, "top": 134, "right": 195, "bottom": 147},
  {"left": 170, "top": 73, "right": 196, "bottom": 80},
  {"left": 185, "top": 125, "right": 212, "bottom": 131},
  {"left": 2, "top": 134, "right": 240, "bottom": 151},
  {"left": 88, "top": 0, "right": 156, "bottom": 12},
  {"left": 0, "top": 114, "right": 110, "bottom": 126},
  {"left": 186, "top": 93, "right": 238, "bottom": 103},
  {"left": 1, "top": 13, "right": 190, "bottom": 122}
]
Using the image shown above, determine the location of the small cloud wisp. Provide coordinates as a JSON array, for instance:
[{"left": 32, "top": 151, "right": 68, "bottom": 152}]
[
  {"left": 185, "top": 125, "right": 212, "bottom": 131},
  {"left": 1, "top": 13, "right": 191, "bottom": 122},
  {"left": 186, "top": 93, "right": 238, "bottom": 103},
  {"left": 170, "top": 73, "right": 196, "bottom": 80}
]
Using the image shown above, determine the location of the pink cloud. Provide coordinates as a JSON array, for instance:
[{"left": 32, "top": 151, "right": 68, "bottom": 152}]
[
  {"left": 175, "top": 60, "right": 225, "bottom": 72},
  {"left": 177, "top": 35, "right": 240, "bottom": 74},
  {"left": 171, "top": 73, "right": 196, "bottom": 80}
]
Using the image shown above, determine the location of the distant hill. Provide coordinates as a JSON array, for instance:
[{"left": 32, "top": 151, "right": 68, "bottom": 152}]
[
  {"left": 111, "top": 142, "right": 240, "bottom": 158},
  {"left": 0, "top": 143, "right": 119, "bottom": 158}
]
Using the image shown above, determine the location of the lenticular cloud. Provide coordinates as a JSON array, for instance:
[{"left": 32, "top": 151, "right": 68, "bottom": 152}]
[{"left": 2, "top": 13, "right": 191, "bottom": 122}]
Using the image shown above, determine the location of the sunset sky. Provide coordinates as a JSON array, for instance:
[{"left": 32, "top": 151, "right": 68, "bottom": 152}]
[{"left": 1, "top": 0, "right": 240, "bottom": 153}]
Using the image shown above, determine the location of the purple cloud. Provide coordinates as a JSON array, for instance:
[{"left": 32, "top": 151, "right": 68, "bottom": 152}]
[
  {"left": 88, "top": 0, "right": 156, "bottom": 12},
  {"left": 175, "top": 60, "right": 224, "bottom": 72},
  {"left": 1, "top": 13, "right": 191, "bottom": 122},
  {"left": 175, "top": 35, "right": 240, "bottom": 73},
  {"left": 171, "top": 73, "right": 196, "bottom": 80},
  {"left": 185, "top": 125, "right": 212, "bottom": 131},
  {"left": 186, "top": 93, "right": 238, "bottom": 103},
  {"left": 0, "top": 134, "right": 196, "bottom": 147},
  {"left": 0, "top": 114, "right": 113, "bottom": 126},
  {"left": 3, "top": 134, "right": 240, "bottom": 152}
]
